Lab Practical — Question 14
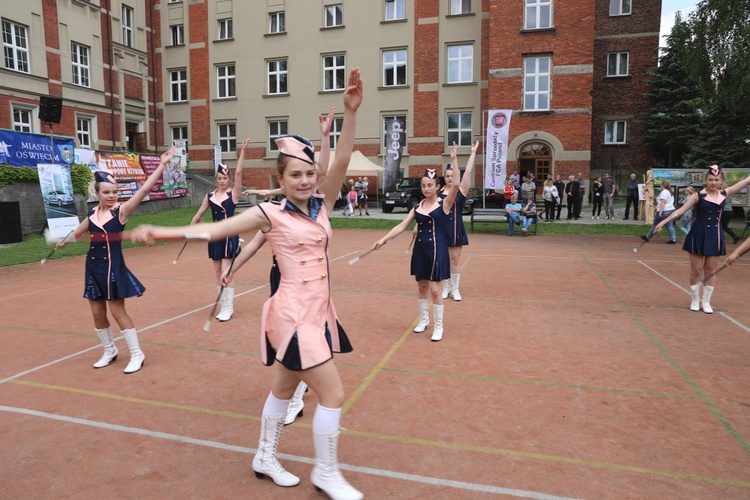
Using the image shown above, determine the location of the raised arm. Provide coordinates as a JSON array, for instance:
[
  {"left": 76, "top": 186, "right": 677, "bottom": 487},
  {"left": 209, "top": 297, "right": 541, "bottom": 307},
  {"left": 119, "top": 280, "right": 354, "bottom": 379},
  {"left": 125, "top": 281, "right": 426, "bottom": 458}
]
[
  {"left": 320, "top": 68, "right": 363, "bottom": 209},
  {"left": 232, "top": 136, "right": 251, "bottom": 204},
  {"left": 441, "top": 181, "right": 460, "bottom": 215},
  {"left": 317, "top": 107, "right": 335, "bottom": 184},
  {"left": 459, "top": 141, "right": 480, "bottom": 195},
  {"left": 120, "top": 147, "right": 175, "bottom": 221},
  {"left": 725, "top": 174, "right": 750, "bottom": 198}
]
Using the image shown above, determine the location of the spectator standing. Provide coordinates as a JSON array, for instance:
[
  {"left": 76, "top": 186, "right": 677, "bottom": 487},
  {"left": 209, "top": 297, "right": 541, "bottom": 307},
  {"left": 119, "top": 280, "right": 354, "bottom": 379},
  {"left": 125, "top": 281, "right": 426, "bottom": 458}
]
[
  {"left": 521, "top": 176, "right": 535, "bottom": 203},
  {"left": 553, "top": 174, "right": 566, "bottom": 220},
  {"left": 576, "top": 173, "right": 586, "bottom": 218},
  {"left": 677, "top": 186, "right": 696, "bottom": 236},
  {"left": 503, "top": 179, "right": 516, "bottom": 208},
  {"left": 591, "top": 176, "right": 604, "bottom": 219},
  {"left": 641, "top": 180, "right": 677, "bottom": 244},
  {"left": 542, "top": 179, "right": 559, "bottom": 222},
  {"left": 603, "top": 172, "right": 616, "bottom": 220},
  {"left": 355, "top": 176, "right": 370, "bottom": 216},
  {"left": 509, "top": 169, "right": 521, "bottom": 193},
  {"left": 565, "top": 175, "right": 581, "bottom": 220},
  {"left": 624, "top": 173, "right": 640, "bottom": 220},
  {"left": 720, "top": 183, "right": 740, "bottom": 244}
]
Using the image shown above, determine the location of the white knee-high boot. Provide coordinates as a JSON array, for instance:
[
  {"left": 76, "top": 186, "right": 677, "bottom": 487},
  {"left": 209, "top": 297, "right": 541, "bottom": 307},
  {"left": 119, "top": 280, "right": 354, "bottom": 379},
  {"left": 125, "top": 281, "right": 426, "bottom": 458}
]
[
  {"left": 284, "top": 382, "right": 307, "bottom": 425},
  {"left": 690, "top": 283, "right": 701, "bottom": 312},
  {"left": 702, "top": 285, "right": 714, "bottom": 314},
  {"left": 253, "top": 415, "right": 300, "bottom": 487},
  {"left": 414, "top": 299, "right": 430, "bottom": 333},
  {"left": 121, "top": 328, "right": 145, "bottom": 374},
  {"left": 216, "top": 287, "right": 235, "bottom": 322},
  {"left": 441, "top": 279, "right": 451, "bottom": 299},
  {"left": 450, "top": 273, "right": 462, "bottom": 301},
  {"left": 311, "top": 427, "right": 363, "bottom": 500},
  {"left": 93, "top": 327, "right": 118, "bottom": 368},
  {"left": 431, "top": 304, "right": 444, "bottom": 342}
]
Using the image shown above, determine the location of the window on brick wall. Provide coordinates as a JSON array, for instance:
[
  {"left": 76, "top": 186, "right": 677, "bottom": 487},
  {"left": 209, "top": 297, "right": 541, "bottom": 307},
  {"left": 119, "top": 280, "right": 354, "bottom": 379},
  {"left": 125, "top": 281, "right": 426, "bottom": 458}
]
[
  {"left": 122, "top": 5, "right": 134, "bottom": 48},
  {"left": 383, "top": 49, "right": 407, "bottom": 87},
  {"left": 450, "top": 0, "right": 471, "bottom": 15},
  {"left": 607, "top": 52, "right": 629, "bottom": 76},
  {"left": 76, "top": 116, "right": 95, "bottom": 148},
  {"left": 324, "top": 4, "right": 343, "bottom": 27},
  {"left": 170, "top": 69, "right": 187, "bottom": 102},
  {"left": 3, "top": 19, "right": 30, "bottom": 73},
  {"left": 217, "top": 64, "right": 236, "bottom": 98},
  {"left": 218, "top": 122, "right": 236, "bottom": 152},
  {"left": 268, "top": 120, "right": 288, "bottom": 151},
  {"left": 447, "top": 112, "right": 472, "bottom": 146},
  {"left": 385, "top": 0, "right": 405, "bottom": 21},
  {"left": 524, "top": 0, "right": 552, "bottom": 30},
  {"left": 267, "top": 59, "right": 288, "bottom": 94},
  {"left": 382, "top": 115, "right": 407, "bottom": 149},
  {"left": 12, "top": 106, "right": 33, "bottom": 132},
  {"left": 604, "top": 120, "right": 627, "bottom": 144},
  {"left": 71, "top": 42, "right": 90, "bottom": 87},
  {"left": 609, "top": 0, "right": 631, "bottom": 16},
  {"left": 523, "top": 56, "right": 550, "bottom": 111},
  {"left": 171, "top": 125, "right": 188, "bottom": 142},
  {"left": 323, "top": 54, "right": 346, "bottom": 91},
  {"left": 218, "top": 19, "right": 233, "bottom": 40},
  {"left": 170, "top": 25, "right": 184, "bottom": 46},
  {"left": 447, "top": 44, "right": 473, "bottom": 83},
  {"left": 269, "top": 12, "right": 285, "bottom": 33}
]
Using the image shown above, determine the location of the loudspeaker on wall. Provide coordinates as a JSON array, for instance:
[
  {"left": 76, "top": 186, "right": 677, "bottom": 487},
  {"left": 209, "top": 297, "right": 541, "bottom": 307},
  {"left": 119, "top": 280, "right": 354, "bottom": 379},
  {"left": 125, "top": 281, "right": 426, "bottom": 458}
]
[{"left": 39, "top": 96, "right": 63, "bottom": 124}]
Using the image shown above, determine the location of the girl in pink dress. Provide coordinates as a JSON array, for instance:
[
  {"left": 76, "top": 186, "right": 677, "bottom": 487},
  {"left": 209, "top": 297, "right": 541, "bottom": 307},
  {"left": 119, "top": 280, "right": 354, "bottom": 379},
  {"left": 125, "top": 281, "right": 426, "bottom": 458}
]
[{"left": 131, "top": 69, "right": 364, "bottom": 499}]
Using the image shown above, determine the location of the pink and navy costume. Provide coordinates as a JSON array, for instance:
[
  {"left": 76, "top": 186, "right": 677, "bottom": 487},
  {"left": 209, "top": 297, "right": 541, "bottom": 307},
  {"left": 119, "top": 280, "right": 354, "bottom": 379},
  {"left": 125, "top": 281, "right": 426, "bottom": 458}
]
[
  {"left": 411, "top": 198, "right": 451, "bottom": 282},
  {"left": 257, "top": 195, "right": 352, "bottom": 371},
  {"left": 683, "top": 190, "right": 726, "bottom": 256},
  {"left": 439, "top": 189, "right": 469, "bottom": 247},
  {"left": 206, "top": 191, "right": 240, "bottom": 260},
  {"left": 83, "top": 205, "right": 144, "bottom": 300}
]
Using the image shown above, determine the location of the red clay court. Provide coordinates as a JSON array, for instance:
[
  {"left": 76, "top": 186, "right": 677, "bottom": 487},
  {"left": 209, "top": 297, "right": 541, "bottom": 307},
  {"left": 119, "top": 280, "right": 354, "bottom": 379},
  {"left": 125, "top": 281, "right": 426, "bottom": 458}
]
[{"left": 1, "top": 229, "right": 749, "bottom": 499}]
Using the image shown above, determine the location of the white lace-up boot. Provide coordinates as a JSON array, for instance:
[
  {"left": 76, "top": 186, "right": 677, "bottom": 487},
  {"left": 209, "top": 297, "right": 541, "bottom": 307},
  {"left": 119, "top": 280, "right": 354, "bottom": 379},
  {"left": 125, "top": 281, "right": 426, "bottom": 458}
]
[
  {"left": 413, "top": 299, "right": 429, "bottom": 333},
  {"left": 93, "top": 327, "right": 118, "bottom": 368},
  {"left": 311, "top": 428, "right": 363, "bottom": 500},
  {"left": 690, "top": 284, "right": 701, "bottom": 312},
  {"left": 450, "top": 273, "right": 462, "bottom": 301},
  {"left": 431, "top": 304, "right": 444, "bottom": 342},
  {"left": 216, "top": 287, "right": 235, "bottom": 322},
  {"left": 284, "top": 382, "right": 307, "bottom": 425},
  {"left": 701, "top": 285, "right": 715, "bottom": 314},
  {"left": 441, "top": 279, "right": 451, "bottom": 299},
  {"left": 252, "top": 415, "right": 300, "bottom": 487},
  {"left": 121, "top": 328, "right": 145, "bottom": 374}
]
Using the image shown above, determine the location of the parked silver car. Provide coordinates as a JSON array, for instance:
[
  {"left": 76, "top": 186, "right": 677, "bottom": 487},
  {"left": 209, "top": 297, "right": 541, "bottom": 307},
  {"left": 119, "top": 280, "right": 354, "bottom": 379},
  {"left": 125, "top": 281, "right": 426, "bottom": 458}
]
[{"left": 46, "top": 190, "right": 74, "bottom": 206}]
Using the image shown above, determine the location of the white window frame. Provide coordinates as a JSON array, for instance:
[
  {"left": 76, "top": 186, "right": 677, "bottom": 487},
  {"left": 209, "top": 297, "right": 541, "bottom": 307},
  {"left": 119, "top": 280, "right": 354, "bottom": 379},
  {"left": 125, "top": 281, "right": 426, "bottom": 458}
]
[
  {"left": 523, "top": 56, "right": 551, "bottom": 111},
  {"left": 605, "top": 120, "right": 627, "bottom": 144},
  {"left": 609, "top": 0, "right": 631, "bottom": 16},
  {"left": 170, "top": 25, "right": 184, "bottom": 46},
  {"left": 383, "top": 49, "right": 407, "bottom": 87},
  {"left": 324, "top": 4, "right": 343, "bottom": 27},
  {"left": 122, "top": 5, "right": 134, "bottom": 48},
  {"left": 71, "top": 42, "right": 90, "bottom": 87},
  {"left": 12, "top": 106, "right": 33, "bottom": 132},
  {"left": 170, "top": 69, "right": 187, "bottom": 102},
  {"left": 524, "top": 0, "right": 552, "bottom": 30},
  {"left": 323, "top": 54, "right": 346, "bottom": 91},
  {"left": 217, "top": 64, "right": 236, "bottom": 99},
  {"left": 385, "top": 0, "right": 405, "bottom": 21},
  {"left": 447, "top": 44, "right": 473, "bottom": 84},
  {"left": 447, "top": 112, "right": 472, "bottom": 147},
  {"left": 267, "top": 59, "right": 288, "bottom": 95},
  {"left": 269, "top": 12, "right": 285, "bottom": 34},
  {"left": 329, "top": 117, "right": 344, "bottom": 149},
  {"left": 218, "top": 18, "right": 233, "bottom": 40},
  {"left": 76, "top": 115, "right": 96, "bottom": 149},
  {"left": 450, "top": 0, "right": 471, "bottom": 15},
  {"left": 2, "top": 19, "right": 30, "bottom": 73},
  {"left": 218, "top": 122, "right": 236, "bottom": 153},
  {"left": 171, "top": 125, "right": 188, "bottom": 142},
  {"left": 382, "top": 115, "right": 407, "bottom": 149},
  {"left": 607, "top": 52, "right": 629, "bottom": 76},
  {"left": 268, "top": 120, "right": 288, "bottom": 151}
]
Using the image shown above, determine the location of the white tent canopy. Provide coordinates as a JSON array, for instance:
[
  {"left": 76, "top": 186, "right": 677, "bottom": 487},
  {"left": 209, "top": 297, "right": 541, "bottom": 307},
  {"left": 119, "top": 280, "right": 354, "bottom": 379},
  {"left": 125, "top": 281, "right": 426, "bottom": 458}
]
[{"left": 314, "top": 150, "right": 384, "bottom": 179}]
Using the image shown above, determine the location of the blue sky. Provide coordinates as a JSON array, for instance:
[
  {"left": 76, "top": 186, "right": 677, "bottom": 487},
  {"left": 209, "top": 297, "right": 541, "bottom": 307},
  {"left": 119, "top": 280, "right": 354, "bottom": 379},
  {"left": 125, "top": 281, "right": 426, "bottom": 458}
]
[{"left": 660, "top": 0, "right": 699, "bottom": 45}]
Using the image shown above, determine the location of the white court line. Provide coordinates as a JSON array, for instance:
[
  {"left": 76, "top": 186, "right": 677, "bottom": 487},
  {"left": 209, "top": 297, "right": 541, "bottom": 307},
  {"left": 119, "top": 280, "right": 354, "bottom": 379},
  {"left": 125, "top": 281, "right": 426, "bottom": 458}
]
[
  {"left": 0, "top": 251, "right": 358, "bottom": 386},
  {"left": 638, "top": 260, "right": 750, "bottom": 333},
  {"left": 0, "top": 405, "right": 577, "bottom": 500}
]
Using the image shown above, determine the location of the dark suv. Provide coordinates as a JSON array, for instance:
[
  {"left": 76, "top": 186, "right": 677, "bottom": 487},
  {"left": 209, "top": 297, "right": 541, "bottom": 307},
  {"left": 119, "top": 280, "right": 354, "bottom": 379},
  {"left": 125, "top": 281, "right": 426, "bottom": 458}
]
[
  {"left": 382, "top": 177, "right": 424, "bottom": 213},
  {"left": 463, "top": 188, "right": 504, "bottom": 214}
]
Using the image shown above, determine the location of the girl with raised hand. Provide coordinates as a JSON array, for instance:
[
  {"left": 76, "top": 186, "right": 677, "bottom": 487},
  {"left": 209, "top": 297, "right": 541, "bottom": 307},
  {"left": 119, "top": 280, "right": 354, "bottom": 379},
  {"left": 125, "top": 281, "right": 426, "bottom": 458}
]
[
  {"left": 131, "top": 69, "right": 364, "bottom": 499},
  {"left": 56, "top": 147, "right": 175, "bottom": 374}
]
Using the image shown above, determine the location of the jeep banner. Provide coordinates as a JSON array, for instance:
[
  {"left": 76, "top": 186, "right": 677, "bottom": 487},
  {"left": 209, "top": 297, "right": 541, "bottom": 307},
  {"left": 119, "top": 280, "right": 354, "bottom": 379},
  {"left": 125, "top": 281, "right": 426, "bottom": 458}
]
[
  {"left": 383, "top": 118, "right": 404, "bottom": 194},
  {"left": 484, "top": 110, "right": 512, "bottom": 190},
  {"left": 38, "top": 163, "right": 79, "bottom": 238}
]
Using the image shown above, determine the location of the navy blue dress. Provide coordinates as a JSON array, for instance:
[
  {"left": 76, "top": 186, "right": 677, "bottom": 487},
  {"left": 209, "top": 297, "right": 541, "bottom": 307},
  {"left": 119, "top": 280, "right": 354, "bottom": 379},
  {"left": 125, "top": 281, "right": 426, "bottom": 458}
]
[
  {"left": 206, "top": 191, "right": 240, "bottom": 260},
  {"left": 411, "top": 199, "right": 451, "bottom": 282},
  {"left": 683, "top": 191, "right": 726, "bottom": 256},
  {"left": 440, "top": 189, "right": 469, "bottom": 247},
  {"left": 83, "top": 206, "right": 145, "bottom": 300}
]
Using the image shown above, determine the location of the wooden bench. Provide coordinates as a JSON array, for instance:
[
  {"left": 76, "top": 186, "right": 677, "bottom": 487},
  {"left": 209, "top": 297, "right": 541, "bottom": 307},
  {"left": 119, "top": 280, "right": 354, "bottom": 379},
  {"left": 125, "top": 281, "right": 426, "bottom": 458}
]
[{"left": 469, "top": 208, "right": 541, "bottom": 234}]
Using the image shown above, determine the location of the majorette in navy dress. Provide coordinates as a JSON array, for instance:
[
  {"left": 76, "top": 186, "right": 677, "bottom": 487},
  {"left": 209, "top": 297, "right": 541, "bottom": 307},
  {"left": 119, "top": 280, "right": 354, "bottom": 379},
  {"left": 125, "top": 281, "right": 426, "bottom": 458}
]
[
  {"left": 440, "top": 188, "right": 469, "bottom": 247},
  {"left": 206, "top": 191, "right": 240, "bottom": 260},
  {"left": 411, "top": 198, "right": 451, "bottom": 282},
  {"left": 83, "top": 205, "right": 145, "bottom": 301},
  {"left": 683, "top": 190, "right": 726, "bottom": 256}
]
